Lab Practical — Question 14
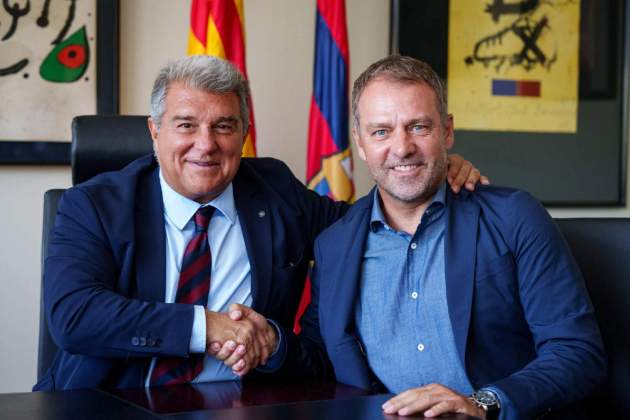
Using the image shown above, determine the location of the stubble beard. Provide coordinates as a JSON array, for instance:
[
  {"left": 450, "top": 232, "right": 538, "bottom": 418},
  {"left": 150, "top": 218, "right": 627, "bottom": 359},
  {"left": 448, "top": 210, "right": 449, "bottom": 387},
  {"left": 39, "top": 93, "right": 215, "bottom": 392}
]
[{"left": 372, "top": 152, "right": 448, "bottom": 205}]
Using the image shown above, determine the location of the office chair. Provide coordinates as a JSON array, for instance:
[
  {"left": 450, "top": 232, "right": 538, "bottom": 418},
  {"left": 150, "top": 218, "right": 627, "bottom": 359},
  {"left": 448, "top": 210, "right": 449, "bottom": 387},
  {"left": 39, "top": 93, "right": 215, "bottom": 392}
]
[
  {"left": 555, "top": 218, "right": 630, "bottom": 418},
  {"left": 38, "top": 189, "right": 65, "bottom": 381},
  {"left": 37, "top": 115, "right": 153, "bottom": 381},
  {"left": 71, "top": 115, "right": 154, "bottom": 185}
]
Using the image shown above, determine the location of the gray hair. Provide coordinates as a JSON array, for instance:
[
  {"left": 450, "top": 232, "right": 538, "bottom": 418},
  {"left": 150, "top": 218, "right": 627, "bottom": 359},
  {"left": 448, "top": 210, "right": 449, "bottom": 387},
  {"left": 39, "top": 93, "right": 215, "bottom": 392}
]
[
  {"left": 351, "top": 55, "right": 447, "bottom": 129},
  {"left": 150, "top": 55, "right": 250, "bottom": 132}
]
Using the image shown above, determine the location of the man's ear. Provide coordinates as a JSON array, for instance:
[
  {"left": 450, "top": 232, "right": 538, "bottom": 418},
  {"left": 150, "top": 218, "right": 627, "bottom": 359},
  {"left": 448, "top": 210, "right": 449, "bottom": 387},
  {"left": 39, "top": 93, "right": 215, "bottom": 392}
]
[
  {"left": 352, "top": 127, "right": 367, "bottom": 162},
  {"left": 243, "top": 120, "right": 250, "bottom": 138},
  {"left": 444, "top": 114, "right": 455, "bottom": 150},
  {"left": 238, "top": 120, "right": 249, "bottom": 154},
  {"left": 148, "top": 117, "right": 159, "bottom": 143}
]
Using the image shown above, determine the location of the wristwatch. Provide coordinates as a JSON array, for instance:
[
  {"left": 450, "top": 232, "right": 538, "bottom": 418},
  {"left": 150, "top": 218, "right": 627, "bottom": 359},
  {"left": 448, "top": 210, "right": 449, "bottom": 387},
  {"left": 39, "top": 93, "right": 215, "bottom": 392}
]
[{"left": 470, "top": 389, "right": 501, "bottom": 420}]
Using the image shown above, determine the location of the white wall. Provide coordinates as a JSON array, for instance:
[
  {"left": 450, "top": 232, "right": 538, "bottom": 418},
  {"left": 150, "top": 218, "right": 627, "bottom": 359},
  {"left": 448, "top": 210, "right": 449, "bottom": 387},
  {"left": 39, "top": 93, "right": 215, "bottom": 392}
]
[
  {"left": 0, "top": 167, "right": 71, "bottom": 392},
  {"left": 0, "top": 0, "right": 627, "bottom": 393}
]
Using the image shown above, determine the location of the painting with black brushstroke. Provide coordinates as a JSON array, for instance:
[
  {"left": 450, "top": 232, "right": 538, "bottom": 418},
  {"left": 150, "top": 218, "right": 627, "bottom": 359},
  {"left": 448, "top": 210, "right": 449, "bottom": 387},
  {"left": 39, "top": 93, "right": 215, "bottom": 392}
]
[{"left": 391, "top": 0, "right": 628, "bottom": 206}]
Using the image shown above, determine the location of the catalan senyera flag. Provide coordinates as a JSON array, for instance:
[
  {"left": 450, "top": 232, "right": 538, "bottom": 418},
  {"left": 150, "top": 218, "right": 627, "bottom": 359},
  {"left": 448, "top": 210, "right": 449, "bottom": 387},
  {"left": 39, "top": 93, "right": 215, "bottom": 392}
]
[
  {"left": 295, "top": 0, "right": 354, "bottom": 334},
  {"left": 187, "top": 0, "right": 256, "bottom": 157}
]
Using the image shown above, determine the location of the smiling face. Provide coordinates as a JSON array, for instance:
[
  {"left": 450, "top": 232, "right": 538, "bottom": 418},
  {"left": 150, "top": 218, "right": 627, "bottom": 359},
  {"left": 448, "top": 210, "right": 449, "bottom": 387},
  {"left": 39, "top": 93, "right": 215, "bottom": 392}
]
[
  {"left": 148, "top": 82, "right": 245, "bottom": 203},
  {"left": 353, "top": 78, "right": 454, "bottom": 209}
]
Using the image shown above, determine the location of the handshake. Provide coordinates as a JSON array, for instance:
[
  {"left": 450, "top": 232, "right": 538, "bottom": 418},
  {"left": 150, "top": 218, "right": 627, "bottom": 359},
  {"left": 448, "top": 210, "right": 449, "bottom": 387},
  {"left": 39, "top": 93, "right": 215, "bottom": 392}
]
[{"left": 204, "top": 304, "right": 279, "bottom": 377}]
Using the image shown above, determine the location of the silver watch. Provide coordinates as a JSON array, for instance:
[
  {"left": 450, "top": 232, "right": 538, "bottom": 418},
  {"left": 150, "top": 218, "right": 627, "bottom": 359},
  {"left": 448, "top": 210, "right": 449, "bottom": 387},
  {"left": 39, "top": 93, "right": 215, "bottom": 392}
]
[{"left": 470, "top": 389, "right": 500, "bottom": 420}]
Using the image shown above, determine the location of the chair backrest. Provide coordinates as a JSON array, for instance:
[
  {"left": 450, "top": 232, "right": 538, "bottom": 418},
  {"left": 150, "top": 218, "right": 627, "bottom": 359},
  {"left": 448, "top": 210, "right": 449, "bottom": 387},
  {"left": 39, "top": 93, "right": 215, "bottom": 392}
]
[
  {"left": 71, "top": 115, "right": 153, "bottom": 185},
  {"left": 554, "top": 218, "right": 630, "bottom": 417},
  {"left": 38, "top": 115, "right": 155, "bottom": 380},
  {"left": 38, "top": 189, "right": 65, "bottom": 381}
]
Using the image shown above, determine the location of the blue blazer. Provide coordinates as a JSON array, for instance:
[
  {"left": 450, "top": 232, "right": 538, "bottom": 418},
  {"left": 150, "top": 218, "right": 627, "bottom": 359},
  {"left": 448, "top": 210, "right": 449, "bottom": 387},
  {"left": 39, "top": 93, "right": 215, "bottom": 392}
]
[
  {"left": 35, "top": 155, "right": 347, "bottom": 391},
  {"left": 294, "top": 186, "right": 606, "bottom": 419}
]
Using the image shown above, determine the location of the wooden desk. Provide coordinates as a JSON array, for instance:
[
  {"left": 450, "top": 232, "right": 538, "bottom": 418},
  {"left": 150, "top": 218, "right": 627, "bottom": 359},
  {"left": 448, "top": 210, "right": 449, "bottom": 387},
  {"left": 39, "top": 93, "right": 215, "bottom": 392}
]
[
  {"left": 109, "top": 379, "right": 370, "bottom": 415},
  {"left": 110, "top": 379, "right": 478, "bottom": 419},
  {"left": 0, "top": 388, "right": 159, "bottom": 420},
  {"left": 167, "top": 393, "right": 473, "bottom": 420},
  {"left": 3, "top": 380, "right": 478, "bottom": 419}
]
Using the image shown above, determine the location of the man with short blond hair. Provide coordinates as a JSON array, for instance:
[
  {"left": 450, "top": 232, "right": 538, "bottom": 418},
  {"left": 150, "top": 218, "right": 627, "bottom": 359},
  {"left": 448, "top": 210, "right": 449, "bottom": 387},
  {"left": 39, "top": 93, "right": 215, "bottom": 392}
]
[{"left": 284, "top": 55, "right": 606, "bottom": 420}]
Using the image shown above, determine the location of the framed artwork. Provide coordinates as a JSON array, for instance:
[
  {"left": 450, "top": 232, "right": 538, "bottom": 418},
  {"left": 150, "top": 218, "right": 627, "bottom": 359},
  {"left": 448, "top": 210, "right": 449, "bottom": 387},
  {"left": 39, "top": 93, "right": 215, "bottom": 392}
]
[
  {"left": 0, "top": 0, "right": 119, "bottom": 164},
  {"left": 391, "top": 0, "right": 629, "bottom": 206}
]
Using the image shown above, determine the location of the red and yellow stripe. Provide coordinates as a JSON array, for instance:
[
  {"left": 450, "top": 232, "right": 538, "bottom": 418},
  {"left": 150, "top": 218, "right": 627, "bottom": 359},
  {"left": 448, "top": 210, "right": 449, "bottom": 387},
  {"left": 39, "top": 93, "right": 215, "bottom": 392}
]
[{"left": 188, "top": 0, "right": 256, "bottom": 157}]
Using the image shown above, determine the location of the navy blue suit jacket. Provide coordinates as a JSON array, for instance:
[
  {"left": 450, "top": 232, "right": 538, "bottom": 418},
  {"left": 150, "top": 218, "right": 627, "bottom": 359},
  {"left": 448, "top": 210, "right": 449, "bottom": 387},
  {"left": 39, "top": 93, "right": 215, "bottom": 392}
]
[
  {"left": 292, "top": 186, "right": 606, "bottom": 419},
  {"left": 35, "top": 155, "right": 347, "bottom": 391}
]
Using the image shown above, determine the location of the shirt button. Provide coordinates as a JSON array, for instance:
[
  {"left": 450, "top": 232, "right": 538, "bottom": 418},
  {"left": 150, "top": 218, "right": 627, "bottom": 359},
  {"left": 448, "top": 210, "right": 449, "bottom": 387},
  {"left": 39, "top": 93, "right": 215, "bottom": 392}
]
[
  {"left": 411, "top": 291, "right": 418, "bottom": 299},
  {"left": 410, "top": 242, "right": 417, "bottom": 250},
  {"left": 417, "top": 343, "right": 425, "bottom": 352}
]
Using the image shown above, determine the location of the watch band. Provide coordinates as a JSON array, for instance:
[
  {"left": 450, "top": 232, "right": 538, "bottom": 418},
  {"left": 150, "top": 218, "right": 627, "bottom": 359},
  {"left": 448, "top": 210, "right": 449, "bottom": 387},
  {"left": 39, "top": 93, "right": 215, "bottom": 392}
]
[{"left": 470, "top": 389, "right": 501, "bottom": 420}]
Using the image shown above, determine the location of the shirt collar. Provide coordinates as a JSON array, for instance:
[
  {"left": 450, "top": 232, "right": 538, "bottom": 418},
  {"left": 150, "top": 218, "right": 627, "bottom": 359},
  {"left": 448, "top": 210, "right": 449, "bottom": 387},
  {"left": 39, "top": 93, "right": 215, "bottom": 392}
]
[
  {"left": 370, "top": 181, "right": 447, "bottom": 232},
  {"left": 159, "top": 170, "right": 237, "bottom": 230}
]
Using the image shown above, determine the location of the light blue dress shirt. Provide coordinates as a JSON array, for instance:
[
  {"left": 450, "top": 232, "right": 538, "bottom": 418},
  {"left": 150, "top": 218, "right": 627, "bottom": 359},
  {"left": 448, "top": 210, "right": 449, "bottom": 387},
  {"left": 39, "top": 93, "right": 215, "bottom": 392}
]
[
  {"left": 145, "top": 171, "right": 253, "bottom": 386},
  {"left": 355, "top": 182, "right": 473, "bottom": 395}
]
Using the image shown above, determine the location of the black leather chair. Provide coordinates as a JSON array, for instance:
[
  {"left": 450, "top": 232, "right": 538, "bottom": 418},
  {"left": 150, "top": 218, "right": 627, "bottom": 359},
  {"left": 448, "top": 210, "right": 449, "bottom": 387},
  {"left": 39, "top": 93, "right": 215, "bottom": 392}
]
[
  {"left": 71, "top": 115, "right": 154, "bottom": 185},
  {"left": 555, "top": 218, "right": 630, "bottom": 417},
  {"left": 38, "top": 189, "right": 65, "bottom": 381},
  {"left": 37, "top": 115, "right": 153, "bottom": 381}
]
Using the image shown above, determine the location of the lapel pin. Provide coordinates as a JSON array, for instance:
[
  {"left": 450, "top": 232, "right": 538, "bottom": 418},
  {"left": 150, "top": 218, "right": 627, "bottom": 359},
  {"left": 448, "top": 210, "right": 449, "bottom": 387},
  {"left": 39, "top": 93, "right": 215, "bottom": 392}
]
[{"left": 258, "top": 210, "right": 266, "bottom": 218}]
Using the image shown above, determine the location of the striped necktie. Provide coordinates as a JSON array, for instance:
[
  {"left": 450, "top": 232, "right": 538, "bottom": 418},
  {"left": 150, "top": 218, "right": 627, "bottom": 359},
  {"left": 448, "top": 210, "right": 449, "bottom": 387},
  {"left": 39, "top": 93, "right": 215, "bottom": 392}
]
[{"left": 151, "top": 206, "right": 215, "bottom": 386}]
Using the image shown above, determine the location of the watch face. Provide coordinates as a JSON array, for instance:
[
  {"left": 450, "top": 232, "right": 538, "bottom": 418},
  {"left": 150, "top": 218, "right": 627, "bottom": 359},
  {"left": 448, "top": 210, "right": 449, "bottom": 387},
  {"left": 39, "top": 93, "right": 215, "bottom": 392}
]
[{"left": 475, "top": 390, "right": 498, "bottom": 406}]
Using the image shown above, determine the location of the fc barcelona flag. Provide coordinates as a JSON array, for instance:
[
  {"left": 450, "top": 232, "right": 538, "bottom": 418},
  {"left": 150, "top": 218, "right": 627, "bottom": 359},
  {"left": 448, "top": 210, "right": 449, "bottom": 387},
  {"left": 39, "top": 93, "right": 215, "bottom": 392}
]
[
  {"left": 187, "top": 0, "right": 257, "bottom": 157},
  {"left": 306, "top": 0, "right": 354, "bottom": 202},
  {"left": 295, "top": 0, "right": 354, "bottom": 333}
]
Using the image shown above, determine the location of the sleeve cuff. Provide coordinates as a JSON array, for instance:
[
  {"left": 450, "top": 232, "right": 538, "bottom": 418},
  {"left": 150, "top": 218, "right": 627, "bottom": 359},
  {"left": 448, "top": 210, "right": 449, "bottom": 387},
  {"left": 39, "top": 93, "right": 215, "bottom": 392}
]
[
  {"left": 255, "top": 319, "right": 286, "bottom": 373},
  {"left": 483, "top": 386, "right": 515, "bottom": 420},
  {"left": 189, "top": 305, "right": 206, "bottom": 353}
]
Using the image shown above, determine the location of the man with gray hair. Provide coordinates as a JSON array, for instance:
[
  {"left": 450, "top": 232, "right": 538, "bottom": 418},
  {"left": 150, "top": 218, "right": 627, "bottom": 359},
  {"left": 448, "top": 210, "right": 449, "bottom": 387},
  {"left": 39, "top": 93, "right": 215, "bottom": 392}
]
[
  {"left": 280, "top": 55, "right": 606, "bottom": 419},
  {"left": 35, "top": 55, "right": 484, "bottom": 391}
]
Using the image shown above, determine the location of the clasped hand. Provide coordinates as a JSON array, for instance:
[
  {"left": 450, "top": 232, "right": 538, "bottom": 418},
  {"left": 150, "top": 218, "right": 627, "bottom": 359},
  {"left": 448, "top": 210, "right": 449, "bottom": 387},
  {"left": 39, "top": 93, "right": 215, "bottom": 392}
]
[{"left": 205, "top": 304, "right": 278, "bottom": 376}]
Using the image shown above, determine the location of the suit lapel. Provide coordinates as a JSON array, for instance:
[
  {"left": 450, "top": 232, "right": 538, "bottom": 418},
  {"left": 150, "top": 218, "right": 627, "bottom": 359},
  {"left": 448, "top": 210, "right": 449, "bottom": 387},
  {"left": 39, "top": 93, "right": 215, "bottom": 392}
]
[
  {"left": 323, "top": 193, "right": 374, "bottom": 388},
  {"left": 328, "top": 195, "right": 373, "bottom": 340},
  {"left": 233, "top": 172, "right": 272, "bottom": 314},
  {"left": 135, "top": 168, "right": 167, "bottom": 302},
  {"left": 445, "top": 190, "right": 479, "bottom": 371}
]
